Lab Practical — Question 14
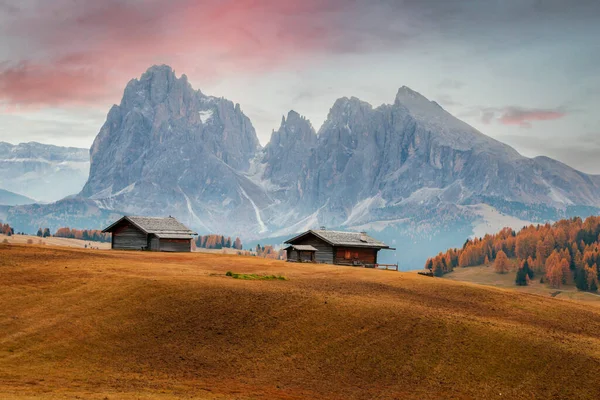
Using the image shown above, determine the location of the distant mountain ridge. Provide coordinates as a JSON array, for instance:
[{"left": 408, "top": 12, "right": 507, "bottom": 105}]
[
  {"left": 4, "top": 65, "right": 600, "bottom": 267},
  {"left": 0, "top": 141, "right": 89, "bottom": 202},
  {"left": 0, "top": 188, "right": 35, "bottom": 206}
]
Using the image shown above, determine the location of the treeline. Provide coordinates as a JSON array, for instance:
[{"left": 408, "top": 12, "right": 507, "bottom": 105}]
[
  {"left": 53, "top": 227, "right": 111, "bottom": 243},
  {"left": 426, "top": 216, "right": 600, "bottom": 291},
  {"left": 196, "top": 234, "right": 242, "bottom": 250},
  {"left": 254, "top": 244, "right": 283, "bottom": 259},
  {"left": 1, "top": 223, "right": 14, "bottom": 236},
  {"left": 235, "top": 244, "right": 284, "bottom": 260}
]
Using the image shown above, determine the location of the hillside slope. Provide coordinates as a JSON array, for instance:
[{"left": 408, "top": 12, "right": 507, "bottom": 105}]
[
  {"left": 1, "top": 245, "right": 599, "bottom": 399},
  {"left": 0, "top": 188, "right": 34, "bottom": 206}
]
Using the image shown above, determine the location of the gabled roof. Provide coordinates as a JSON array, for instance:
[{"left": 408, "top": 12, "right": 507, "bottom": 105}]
[
  {"left": 284, "top": 244, "right": 318, "bottom": 252},
  {"left": 285, "top": 229, "right": 392, "bottom": 249},
  {"left": 102, "top": 216, "right": 197, "bottom": 239}
]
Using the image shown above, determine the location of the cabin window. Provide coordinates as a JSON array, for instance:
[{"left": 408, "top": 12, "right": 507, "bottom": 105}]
[{"left": 354, "top": 252, "right": 359, "bottom": 258}]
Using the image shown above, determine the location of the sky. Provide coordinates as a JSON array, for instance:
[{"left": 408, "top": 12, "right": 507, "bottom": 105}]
[{"left": 0, "top": 0, "right": 599, "bottom": 173}]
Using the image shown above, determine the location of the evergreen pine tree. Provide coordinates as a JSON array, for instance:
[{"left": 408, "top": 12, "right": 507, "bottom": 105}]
[
  {"left": 522, "top": 259, "right": 534, "bottom": 279},
  {"left": 515, "top": 267, "right": 528, "bottom": 286},
  {"left": 575, "top": 268, "right": 588, "bottom": 291},
  {"left": 433, "top": 261, "right": 444, "bottom": 277}
]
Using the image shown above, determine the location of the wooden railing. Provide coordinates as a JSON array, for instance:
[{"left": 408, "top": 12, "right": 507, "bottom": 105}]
[{"left": 375, "top": 263, "right": 399, "bottom": 271}]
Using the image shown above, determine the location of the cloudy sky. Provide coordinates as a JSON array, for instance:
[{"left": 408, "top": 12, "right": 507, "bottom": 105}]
[{"left": 1, "top": 0, "right": 599, "bottom": 173}]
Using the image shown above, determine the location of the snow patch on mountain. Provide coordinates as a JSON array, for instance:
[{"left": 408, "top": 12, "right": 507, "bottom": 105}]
[
  {"left": 343, "top": 194, "right": 386, "bottom": 226},
  {"left": 467, "top": 204, "right": 535, "bottom": 238},
  {"left": 239, "top": 186, "right": 267, "bottom": 233},
  {"left": 393, "top": 187, "right": 444, "bottom": 206},
  {"left": 179, "top": 187, "right": 211, "bottom": 232},
  {"left": 199, "top": 110, "right": 213, "bottom": 124},
  {"left": 348, "top": 218, "right": 410, "bottom": 233}
]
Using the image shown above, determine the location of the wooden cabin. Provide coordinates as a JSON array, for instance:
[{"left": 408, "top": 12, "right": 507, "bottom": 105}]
[
  {"left": 284, "top": 244, "right": 318, "bottom": 263},
  {"left": 284, "top": 229, "right": 394, "bottom": 266},
  {"left": 102, "top": 216, "right": 197, "bottom": 252}
]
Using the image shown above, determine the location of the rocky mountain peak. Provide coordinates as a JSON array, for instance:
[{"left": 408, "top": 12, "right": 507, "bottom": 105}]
[
  {"left": 140, "top": 64, "right": 177, "bottom": 81},
  {"left": 330, "top": 96, "right": 372, "bottom": 114},
  {"left": 120, "top": 64, "right": 196, "bottom": 110},
  {"left": 81, "top": 64, "right": 261, "bottom": 201},
  {"left": 283, "top": 110, "right": 302, "bottom": 123},
  {"left": 268, "top": 110, "right": 316, "bottom": 149},
  {"left": 394, "top": 86, "right": 443, "bottom": 114},
  {"left": 321, "top": 97, "right": 373, "bottom": 133}
]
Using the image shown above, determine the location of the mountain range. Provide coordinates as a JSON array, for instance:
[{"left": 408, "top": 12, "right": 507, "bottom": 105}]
[
  {"left": 2, "top": 65, "right": 599, "bottom": 267},
  {"left": 0, "top": 141, "right": 89, "bottom": 202}
]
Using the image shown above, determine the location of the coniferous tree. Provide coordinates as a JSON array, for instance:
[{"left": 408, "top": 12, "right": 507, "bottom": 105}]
[
  {"left": 37, "top": 228, "right": 43, "bottom": 237},
  {"left": 494, "top": 250, "right": 510, "bottom": 274},
  {"left": 432, "top": 261, "right": 444, "bottom": 277},
  {"left": 515, "top": 267, "right": 528, "bottom": 286},
  {"left": 233, "top": 237, "right": 242, "bottom": 250}
]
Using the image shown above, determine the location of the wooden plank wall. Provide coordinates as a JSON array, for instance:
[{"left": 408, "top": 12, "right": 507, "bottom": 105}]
[
  {"left": 292, "top": 235, "right": 334, "bottom": 264},
  {"left": 300, "top": 251, "right": 313, "bottom": 262},
  {"left": 112, "top": 222, "right": 148, "bottom": 250},
  {"left": 334, "top": 247, "right": 378, "bottom": 265},
  {"left": 159, "top": 239, "right": 191, "bottom": 252},
  {"left": 287, "top": 249, "right": 298, "bottom": 261},
  {"left": 149, "top": 235, "right": 160, "bottom": 251}
]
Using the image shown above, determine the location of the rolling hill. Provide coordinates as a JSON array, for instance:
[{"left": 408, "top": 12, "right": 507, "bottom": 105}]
[{"left": 1, "top": 244, "right": 599, "bottom": 399}]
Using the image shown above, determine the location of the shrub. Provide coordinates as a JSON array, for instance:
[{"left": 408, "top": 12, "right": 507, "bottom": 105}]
[{"left": 225, "top": 271, "right": 287, "bottom": 280}]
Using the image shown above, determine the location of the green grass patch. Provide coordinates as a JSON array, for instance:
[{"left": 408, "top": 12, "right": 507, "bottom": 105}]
[{"left": 225, "top": 271, "right": 287, "bottom": 281}]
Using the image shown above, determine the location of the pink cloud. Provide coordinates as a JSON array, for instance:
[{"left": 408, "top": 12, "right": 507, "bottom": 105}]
[
  {"left": 499, "top": 107, "right": 566, "bottom": 127},
  {"left": 0, "top": 0, "right": 345, "bottom": 108},
  {"left": 481, "top": 106, "right": 566, "bottom": 128}
]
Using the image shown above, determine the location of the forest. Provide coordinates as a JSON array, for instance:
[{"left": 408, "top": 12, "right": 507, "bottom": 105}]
[
  {"left": 425, "top": 216, "right": 600, "bottom": 291},
  {"left": 52, "top": 227, "right": 111, "bottom": 242},
  {"left": 1, "top": 223, "right": 14, "bottom": 236},
  {"left": 195, "top": 234, "right": 242, "bottom": 250}
]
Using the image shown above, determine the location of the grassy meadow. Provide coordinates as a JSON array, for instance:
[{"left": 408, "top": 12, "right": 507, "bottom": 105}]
[{"left": 1, "top": 243, "right": 600, "bottom": 399}]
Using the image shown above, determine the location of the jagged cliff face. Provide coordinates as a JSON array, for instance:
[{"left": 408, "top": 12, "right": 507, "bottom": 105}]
[
  {"left": 82, "top": 65, "right": 259, "bottom": 197},
  {"left": 257, "top": 111, "right": 318, "bottom": 213},
  {"left": 79, "top": 65, "right": 268, "bottom": 235},
  {"left": 6, "top": 65, "right": 600, "bottom": 266},
  {"left": 77, "top": 66, "right": 600, "bottom": 238},
  {"left": 256, "top": 87, "right": 600, "bottom": 235}
]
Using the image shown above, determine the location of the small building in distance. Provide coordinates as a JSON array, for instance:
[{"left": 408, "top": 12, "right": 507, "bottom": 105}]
[
  {"left": 284, "top": 229, "right": 394, "bottom": 266},
  {"left": 102, "top": 216, "right": 197, "bottom": 252}
]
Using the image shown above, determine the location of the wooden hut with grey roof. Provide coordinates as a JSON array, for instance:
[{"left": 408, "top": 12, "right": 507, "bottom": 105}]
[
  {"left": 284, "top": 229, "right": 394, "bottom": 266},
  {"left": 102, "top": 216, "right": 197, "bottom": 252}
]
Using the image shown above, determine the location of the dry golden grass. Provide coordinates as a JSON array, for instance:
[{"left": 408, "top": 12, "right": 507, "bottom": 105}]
[
  {"left": 0, "top": 233, "right": 110, "bottom": 249},
  {"left": 444, "top": 264, "right": 600, "bottom": 306},
  {"left": 1, "top": 244, "right": 600, "bottom": 399}
]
